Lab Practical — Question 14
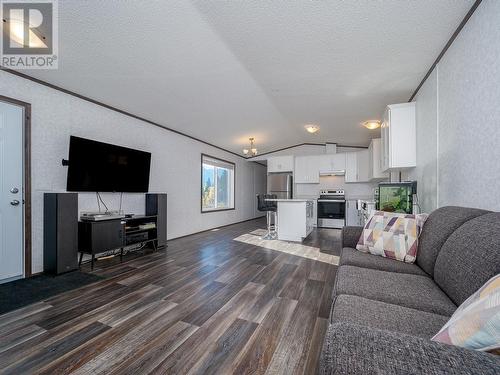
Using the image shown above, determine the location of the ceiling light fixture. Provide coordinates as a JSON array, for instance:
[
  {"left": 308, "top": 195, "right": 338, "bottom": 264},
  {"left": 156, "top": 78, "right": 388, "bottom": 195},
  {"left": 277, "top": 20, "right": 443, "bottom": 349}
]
[
  {"left": 243, "top": 137, "right": 258, "bottom": 156},
  {"left": 304, "top": 124, "right": 320, "bottom": 134},
  {"left": 363, "top": 120, "right": 381, "bottom": 130}
]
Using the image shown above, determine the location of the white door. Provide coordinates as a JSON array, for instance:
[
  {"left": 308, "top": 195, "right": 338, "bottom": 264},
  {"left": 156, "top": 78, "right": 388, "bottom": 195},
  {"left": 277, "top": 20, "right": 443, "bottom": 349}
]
[{"left": 0, "top": 101, "right": 24, "bottom": 282}]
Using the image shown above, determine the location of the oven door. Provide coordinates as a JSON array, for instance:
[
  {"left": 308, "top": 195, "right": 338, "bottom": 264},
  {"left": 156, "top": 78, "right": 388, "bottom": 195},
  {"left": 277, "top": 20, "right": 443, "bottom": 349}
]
[
  {"left": 317, "top": 200, "right": 345, "bottom": 219},
  {"left": 317, "top": 200, "right": 346, "bottom": 228}
]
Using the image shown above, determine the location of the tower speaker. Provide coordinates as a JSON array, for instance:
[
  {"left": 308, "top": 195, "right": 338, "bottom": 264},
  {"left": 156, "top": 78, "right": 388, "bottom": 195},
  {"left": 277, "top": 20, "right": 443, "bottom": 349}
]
[
  {"left": 43, "top": 193, "right": 78, "bottom": 274},
  {"left": 146, "top": 193, "right": 167, "bottom": 248}
]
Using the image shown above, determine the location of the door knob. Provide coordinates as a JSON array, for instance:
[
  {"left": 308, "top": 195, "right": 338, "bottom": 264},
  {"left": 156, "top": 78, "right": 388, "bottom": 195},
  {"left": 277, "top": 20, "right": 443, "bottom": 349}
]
[
  {"left": 10, "top": 200, "right": 20, "bottom": 206},
  {"left": 10, "top": 187, "right": 19, "bottom": 194}
]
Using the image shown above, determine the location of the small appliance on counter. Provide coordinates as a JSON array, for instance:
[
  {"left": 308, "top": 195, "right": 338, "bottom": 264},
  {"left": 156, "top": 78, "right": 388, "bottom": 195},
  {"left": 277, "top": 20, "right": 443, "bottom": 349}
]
[
  {"left": 377, "top": 181, "right": 417, "bottom": 214},
  {"left": 317, "top": 189, "right": 345, "bottom": 229},
  {"left": 359, "top": 200, "right": 376, "bottom": 225}
]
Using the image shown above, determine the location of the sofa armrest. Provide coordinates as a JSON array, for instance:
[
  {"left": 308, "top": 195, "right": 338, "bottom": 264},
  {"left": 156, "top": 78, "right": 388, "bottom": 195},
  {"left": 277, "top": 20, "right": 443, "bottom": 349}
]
[
  {"left": 341, "top": 226, "right": 363, "bottom": 249},
  {"left": 320, "top": 322, "right": 500, "bottom": 375}
]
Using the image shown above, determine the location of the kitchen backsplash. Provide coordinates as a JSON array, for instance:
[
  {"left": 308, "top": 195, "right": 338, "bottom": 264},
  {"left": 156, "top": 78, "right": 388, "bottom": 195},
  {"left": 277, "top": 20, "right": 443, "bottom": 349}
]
[{"left": 295, "top": 175, "right": 379, "bottom": 199}]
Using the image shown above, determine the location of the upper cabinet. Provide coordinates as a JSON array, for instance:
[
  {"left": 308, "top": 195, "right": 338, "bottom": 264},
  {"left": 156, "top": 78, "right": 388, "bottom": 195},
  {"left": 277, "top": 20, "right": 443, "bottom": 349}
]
[
  {"left": 295, "top": 155, "right": 321, "bottom": 183},
  {"left": 267, "top": 155, "right": 294, "bottom": 173},
  {"left": 296, "top": 153, "right": 346, "bottom": 183},
  {"left": 272, "top": 144, "right": 389, "bottom": 185},
  {"left": 368, "top": 138, "right": 389, "bottom": 180},
  {"left": 345, "top": 150, "right": 370, "bottom": 183},
  {"left": 345, "top": 152, "right": 358, "bottom": 183},
  {"left": 381, "top": 102, "right": 416, "bottom": 171},
  {"left": 357, "top": 149, "right": 370, "bottom": 182},
  {"left": 318, "top": 153, "right": 346, "bottom": 174}
]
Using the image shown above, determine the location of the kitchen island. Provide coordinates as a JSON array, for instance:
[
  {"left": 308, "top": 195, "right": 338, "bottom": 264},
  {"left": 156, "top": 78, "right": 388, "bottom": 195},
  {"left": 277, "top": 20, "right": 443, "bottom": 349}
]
[{"left": 266, "top": 199, "right": 314, "bottom": 242}]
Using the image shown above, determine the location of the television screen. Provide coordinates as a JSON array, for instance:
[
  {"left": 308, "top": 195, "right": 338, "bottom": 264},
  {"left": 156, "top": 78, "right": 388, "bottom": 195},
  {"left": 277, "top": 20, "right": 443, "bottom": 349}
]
[{"left": 66, "top": 136, "right": 151, "bottom": 192}]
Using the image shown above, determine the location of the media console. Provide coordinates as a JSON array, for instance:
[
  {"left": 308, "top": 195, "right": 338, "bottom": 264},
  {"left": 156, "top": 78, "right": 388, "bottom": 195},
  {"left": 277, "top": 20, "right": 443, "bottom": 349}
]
[
  {"left": 78, "top": 193, "right": 167, "bottom": 270},
  {"left": 78, "top": 214, "right": 162, "bottom": 270},
  {"left": 43, "top": 193, "right": 167, "bottom": 273}
]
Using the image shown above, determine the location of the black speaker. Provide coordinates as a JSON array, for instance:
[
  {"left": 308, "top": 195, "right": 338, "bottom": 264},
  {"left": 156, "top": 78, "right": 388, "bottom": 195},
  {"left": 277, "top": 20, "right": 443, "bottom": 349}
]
[
  {"left": 44, "top": 193, "right": 78, "bottom": 274},
  {"left": 146, "top": 193, "right": 167, "bottom": 248}
]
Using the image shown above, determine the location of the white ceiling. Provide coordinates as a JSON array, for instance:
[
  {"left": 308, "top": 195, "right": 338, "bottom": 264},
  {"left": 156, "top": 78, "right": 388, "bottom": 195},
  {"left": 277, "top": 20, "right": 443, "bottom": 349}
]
[{"left": 23, "top": 0, "right": 473, "bottom": 155}]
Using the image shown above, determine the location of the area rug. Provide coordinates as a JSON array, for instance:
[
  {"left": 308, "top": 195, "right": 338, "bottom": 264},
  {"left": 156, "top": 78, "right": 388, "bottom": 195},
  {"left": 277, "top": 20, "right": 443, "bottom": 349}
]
[
  {"left": 234, "top": 230, "right": 340, "bottom": 265},
  {"left": 0, "top": 271, "right": 104, "bottom": 315}
]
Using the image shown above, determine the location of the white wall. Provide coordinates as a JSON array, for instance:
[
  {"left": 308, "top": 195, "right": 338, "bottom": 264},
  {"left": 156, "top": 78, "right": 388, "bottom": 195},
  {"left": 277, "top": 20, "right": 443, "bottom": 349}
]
[
  {"left": 0, "top": 71, "right": 266, "bottom": 274},
  {"left": 411, "top": 0, "right": 500, "bottom": 212}
]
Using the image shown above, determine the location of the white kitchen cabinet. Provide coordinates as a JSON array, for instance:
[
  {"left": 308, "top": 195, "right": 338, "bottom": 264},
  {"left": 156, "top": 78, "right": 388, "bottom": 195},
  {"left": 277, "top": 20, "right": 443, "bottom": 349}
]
[
  {"left": 345, "top": 150, "right": 369, "bottom": 183},
  {"left": 333, "top": 153, "right": 346, "bottom": 171},
  {"left": 267, "top": 155, "right": 294, "bottom": 173},
  {"left": 276, "top": 200, "right": 314, "bottom": 242},
  {"left": 345, "top": 152, "right": 358, "bottom": 183},
  {"left": 368, "top": 138, "right": 389, "bottom": 180},
  {"left": 294, "top": 156, "right": 309, "bottom": 183},
  {"left": 294, "top": 155, "right": 320, "bottom": 183},
  {"left": 318, "top": 153, "right": 346, "bottom": 174},
  {"left": 381, "top": 102, "right": 416, "bottom": 171},
  {"left": 356, "top": 149, "right": 370, "bottom": 182},
  {"left": 312, "top": 199, "right": 318, "bottom": 227}
]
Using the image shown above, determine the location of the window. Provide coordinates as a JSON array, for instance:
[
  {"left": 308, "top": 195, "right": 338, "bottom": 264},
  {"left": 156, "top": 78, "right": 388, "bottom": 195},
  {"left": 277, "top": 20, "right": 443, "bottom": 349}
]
[{"left": 201, "top": 154, "right": 235, "bottom": 212}]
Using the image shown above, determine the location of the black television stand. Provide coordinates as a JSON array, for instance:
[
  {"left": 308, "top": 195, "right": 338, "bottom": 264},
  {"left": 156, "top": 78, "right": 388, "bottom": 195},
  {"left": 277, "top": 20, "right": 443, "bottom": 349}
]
[{"left": 77, "top": 193, "right": 167, "bottom": 270}]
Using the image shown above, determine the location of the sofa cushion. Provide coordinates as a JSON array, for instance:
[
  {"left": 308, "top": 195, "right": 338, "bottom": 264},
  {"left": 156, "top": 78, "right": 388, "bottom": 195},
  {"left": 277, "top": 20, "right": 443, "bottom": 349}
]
[
  {"left": 434, "top": 212, "right": 500, "bottom": 306},
  {"left": 331, "top": 294, "right": 449, "bottom": 339},
  {"left": 334, "top": 266, "right": 457, "bottom": 316},
  {"left": 340, "top": 247, "right": 427, "bottom": 276},
  {"left": 319, "top": 322, "right": 500, "bottom": 375},
  {"left": 416, "top": 206, "right": 490, "bottom": 276},
  {"left": 341, "top": 226, "right": 364, "bottom": 249}
]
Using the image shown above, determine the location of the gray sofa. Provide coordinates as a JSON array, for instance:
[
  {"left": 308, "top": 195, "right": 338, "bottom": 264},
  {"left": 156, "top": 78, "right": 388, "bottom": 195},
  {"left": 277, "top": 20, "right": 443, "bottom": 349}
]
[{"left": 320, "top": 206, "right": 500, "bottom": 375}]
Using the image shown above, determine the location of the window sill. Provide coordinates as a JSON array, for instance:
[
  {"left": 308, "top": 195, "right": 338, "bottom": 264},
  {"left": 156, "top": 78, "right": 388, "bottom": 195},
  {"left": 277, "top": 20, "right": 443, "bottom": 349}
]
[{"left": 201, "top": 207, "right": 235, "bottom": 214}]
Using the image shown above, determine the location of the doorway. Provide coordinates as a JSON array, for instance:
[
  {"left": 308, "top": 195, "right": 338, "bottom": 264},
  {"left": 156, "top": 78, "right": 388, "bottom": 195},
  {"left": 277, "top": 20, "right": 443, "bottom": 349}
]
[{"left": 0, "top": 95, "right": 31, "bottom": 282}]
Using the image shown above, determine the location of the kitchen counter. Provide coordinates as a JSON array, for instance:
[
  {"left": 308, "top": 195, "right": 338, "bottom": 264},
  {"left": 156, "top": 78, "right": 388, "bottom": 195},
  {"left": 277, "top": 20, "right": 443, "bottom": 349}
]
[
  {"left": 266, "top": 199, "right": 314, "bottom": 242},
  {"left": 345, "top": 195, "right": 373, "bottom": 201},
  {"left": 265, "top": 198, "right": 314, "bottom": 202}
]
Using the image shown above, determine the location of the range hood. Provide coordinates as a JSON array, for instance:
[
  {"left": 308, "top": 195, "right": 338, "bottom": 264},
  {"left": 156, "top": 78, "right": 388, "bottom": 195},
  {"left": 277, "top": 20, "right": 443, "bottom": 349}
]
[{"left": 319, "top": 169, "right": 346, "bottom": 176}]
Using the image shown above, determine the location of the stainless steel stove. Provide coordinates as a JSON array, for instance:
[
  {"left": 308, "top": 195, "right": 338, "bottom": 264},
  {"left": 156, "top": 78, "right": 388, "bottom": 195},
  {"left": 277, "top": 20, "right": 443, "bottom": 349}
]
[{"left": 317, "top": 189, "right": 346, "bottom": 229}]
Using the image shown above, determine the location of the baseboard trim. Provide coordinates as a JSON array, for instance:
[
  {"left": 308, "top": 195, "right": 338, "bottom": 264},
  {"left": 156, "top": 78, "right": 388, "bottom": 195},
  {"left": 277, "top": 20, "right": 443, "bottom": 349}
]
[{"left": 168, "top": 216, "right": 265, "bottom": 241}]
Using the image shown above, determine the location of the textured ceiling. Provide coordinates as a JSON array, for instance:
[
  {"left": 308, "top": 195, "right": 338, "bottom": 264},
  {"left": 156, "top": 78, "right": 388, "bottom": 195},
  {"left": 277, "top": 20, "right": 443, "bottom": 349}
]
[{"left": 22, "top": 0, "right": 472, "bottom": 154}]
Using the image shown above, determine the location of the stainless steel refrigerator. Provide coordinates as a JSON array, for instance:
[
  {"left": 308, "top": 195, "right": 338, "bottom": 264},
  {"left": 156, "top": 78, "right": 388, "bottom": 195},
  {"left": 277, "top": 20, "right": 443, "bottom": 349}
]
[{"left": 267, "top": 173, "right": 293, "bottom": 199}]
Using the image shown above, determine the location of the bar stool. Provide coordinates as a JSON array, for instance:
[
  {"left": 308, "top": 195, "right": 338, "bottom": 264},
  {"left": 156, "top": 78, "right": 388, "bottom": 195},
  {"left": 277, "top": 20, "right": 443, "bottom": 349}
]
[{"left": 257, "top": 194, "right": 278, "bottom": 240}]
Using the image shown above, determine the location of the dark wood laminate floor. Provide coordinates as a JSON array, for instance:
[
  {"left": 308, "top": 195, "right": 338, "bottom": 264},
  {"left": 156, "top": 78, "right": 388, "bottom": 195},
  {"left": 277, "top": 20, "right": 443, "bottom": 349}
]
[{"left": 0, "top": 219, "right": 341, "bottom": 375}]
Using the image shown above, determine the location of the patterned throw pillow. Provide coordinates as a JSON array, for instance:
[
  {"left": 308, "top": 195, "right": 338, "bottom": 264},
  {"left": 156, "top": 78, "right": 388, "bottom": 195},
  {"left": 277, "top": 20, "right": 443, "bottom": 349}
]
[
  {"left": 432, "top": 274, "right": 500, "bottom": 352},
  {"left": 356, "top": 211, "right": 428, "bottom": 263}
]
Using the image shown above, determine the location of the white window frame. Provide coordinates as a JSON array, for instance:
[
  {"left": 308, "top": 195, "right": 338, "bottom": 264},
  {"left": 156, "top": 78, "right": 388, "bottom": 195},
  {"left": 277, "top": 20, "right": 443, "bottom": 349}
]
[{"left": 201, "top": 154, "right": 235, "bottom": 213}]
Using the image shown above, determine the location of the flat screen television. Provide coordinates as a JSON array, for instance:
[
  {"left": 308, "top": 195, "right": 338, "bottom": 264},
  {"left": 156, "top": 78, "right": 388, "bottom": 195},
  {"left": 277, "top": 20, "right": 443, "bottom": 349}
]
[{"left": 66, "top": 136, "right": 151, "bottom": 192}]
